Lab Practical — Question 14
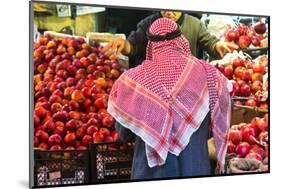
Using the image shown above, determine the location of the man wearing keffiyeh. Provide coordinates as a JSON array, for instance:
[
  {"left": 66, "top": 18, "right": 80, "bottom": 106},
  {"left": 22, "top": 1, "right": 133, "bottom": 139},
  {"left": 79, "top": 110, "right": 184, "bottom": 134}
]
[{"left": 107, "top": 18, "right": 232, "bottom": 179}]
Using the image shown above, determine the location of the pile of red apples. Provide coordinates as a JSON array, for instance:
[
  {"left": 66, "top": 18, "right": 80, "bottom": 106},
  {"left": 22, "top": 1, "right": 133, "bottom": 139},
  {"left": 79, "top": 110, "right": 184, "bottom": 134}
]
[
  {"left": 217, "top": 55, "right": 268, "bottom": 109},
  {"left": 225, "top": 23, "right": 268, "bottom": 49},
  {"left": 33, "top": 34, "right": 123, "bottom": 151}
]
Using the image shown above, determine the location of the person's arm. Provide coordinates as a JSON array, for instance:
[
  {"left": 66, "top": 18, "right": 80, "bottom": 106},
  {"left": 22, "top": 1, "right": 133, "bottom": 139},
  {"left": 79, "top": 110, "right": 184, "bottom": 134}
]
[
  {"left": 115, "top": 122, "right": 135, "bottom": 142},
  {"left": 127, "top": 20, "right": 149, "bottom": 57},
  {"left": 197, "top": 21, "right": 220, "bottom": 58}
]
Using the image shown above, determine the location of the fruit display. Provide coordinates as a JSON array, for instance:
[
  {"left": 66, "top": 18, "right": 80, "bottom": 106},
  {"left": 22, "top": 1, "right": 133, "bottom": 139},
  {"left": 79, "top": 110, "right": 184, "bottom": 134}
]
[
  {"left": 227, "top": 114, "right": 268, "bottom": 166},
  {"left": 214, "top": 51, "right": 268, "bottom": 109},
  {"left": 33, "top": 33, "right": 125, "bottom": 150},
  {"left": 224, "top": 22, "right": 268, "bottom": 49}
]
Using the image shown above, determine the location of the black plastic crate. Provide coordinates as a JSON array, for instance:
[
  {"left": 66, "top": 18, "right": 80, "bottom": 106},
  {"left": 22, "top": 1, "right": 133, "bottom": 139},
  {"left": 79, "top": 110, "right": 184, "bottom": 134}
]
[
  {"left": 34, "top": 149, "right": 90, "bottom": 187},
  {"left": 242, "top": 47, "right": 268, "bottom": 59},
  {"left": 90, "top": 141, "right": 134, "bottom": 183}
]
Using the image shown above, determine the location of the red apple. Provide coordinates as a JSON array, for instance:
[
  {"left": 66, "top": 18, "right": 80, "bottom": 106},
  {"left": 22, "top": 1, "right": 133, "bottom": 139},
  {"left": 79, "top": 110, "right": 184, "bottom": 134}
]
[
  {"left": 230, "top": 82, "right": 240, "bottom": 96},
  {"left": 253, "top": 63, "right": 265, "bottom": 74},
  {"left": 54, "top": 125, "right": 65, "bottom": 137},
  {"left": 105, "top": 136, "right": 114, "bottom": 142},
  {"left": 257, "top": 118, "right": 268, "bottom": 132},
  {"left": 238, "top": 23, "right": 248, "bottom": 35},
  {"left": 224, "top": 65, "right": 233, "bottom": 79},
  {"left": 66, "top": 119, "right": 79, "bottom": 131},
  {"left": 102, "top": 116, "right": 115, "bottom": 128},
  {"left": 36, "top": 130, "right": 49, "bottom": 143},
  {"left": 87, "top": 125, "right": 99, "bottom": 136},
  {"left": 88, "top": 53, "right": 97, "bottom": 63},
  {"left": 99, "top": 127, "right": 110, "bottom": 136},
  {"left": 251, "top": 80, "right": 263, "bottom": 93},
  {"left": 232, "top": 58, "right": 245, "bottom": 69},
  {"left": 81, "top": 87, "right": 92, "bottom": 97},
  {"left": 69, "top": 100, "right": 80, "bottom": 110},
  {"left": 72, "top": 58, "right": 83, "bottom": 68},
  {"left": 91, "top": 85, "right": 102, "bottom": 94},
  {"left": 82, "top": 98, "right": 92, "bottom": 109},
  {"left": 67, "top": 65, "right": 77, "bottom": 75},
  {"left": 111, "top": 130, "right": 119, "bottom": 141},
  {"left": 43, "top": 119, "right": 55, "bottom": 133},
  {"left": 241, "top": 126, "right": 256, "bottom": 142},
  {"left": 236, "top": 80, "right": 246, "bottom": 87},
  {"left": 34, "top": 107, "right": 47, "bottom": 119},
  {"left": 234, "top": 66, "right": 246, "bottom": 79},
  {"left": 251, "top": 36, "right": 261, "bottom": 47},
  {"left": 239, "top": 84, "right": 251, "bottom": 97},
  {"left": 75, "top": 125, "right": 86, "bottom": 139},
  {"left": 64, "top": 133, "right": 76, "bottom": 146},
  {"left": 76, "top": 146, "right": 87, "bottom": 150},
  {"left": 69, "top": 111, "right": 81, "bottom": 120},
  {"left": 71, "top": 90, "right": 85, "bottom": 103},
  {"left": 34, "top": 115, "right": 40, "bottom": 127},
  {"left": 241, "top": 69, "right": 252, "bottom": 82},
  {"left": 80, "top": 57, "right": 90, "bottom": 67},
  {"left": 50, "top": 145, "right": 62, "bottom": 151},
  {"left": 52, "top": 111, "right": 69, "bottom": 122},
  {"left": 94, "top": 97, "right": 107, "bottom": 109},
  {"left": 238, "top": 35, "right": 251, "bottom": 49},
  {"left": 228, "top": 30, "right": 240, "bottom": 42},
  {"left": 110, "top": 69, "right": 120, "bottom": 79},
  {"left": 92, "top": 131, "right": 104, "bottom": 143},
  {"left": 38, "top": 143, "right": 49, "bottom": 150},
  {"left": 48, "top": 134, "right": 62, "bottom": 146},
  {"left": 51, "top": 103, "right": 62, "bottom": 113},
  {"left": 65, "top": 146, "right": 75, "bottom": 150},
  {"left": 251, "top": 73, "right": 263, "bottom": 82},
  {"left": 34, "top": 136, "right": 39, "bottom": 147},
  {"left": 82, "top": 135, "right": 92, "bottom": 146}
]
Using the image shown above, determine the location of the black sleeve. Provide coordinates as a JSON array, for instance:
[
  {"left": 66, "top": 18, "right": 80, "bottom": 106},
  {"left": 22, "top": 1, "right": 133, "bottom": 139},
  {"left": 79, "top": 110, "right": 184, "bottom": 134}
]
[
  {"left": 127, "top": 14, "right": 159, "bottom": 68},
  {"left": 115, "top": 122, "right": 135, "bottom": 142}
]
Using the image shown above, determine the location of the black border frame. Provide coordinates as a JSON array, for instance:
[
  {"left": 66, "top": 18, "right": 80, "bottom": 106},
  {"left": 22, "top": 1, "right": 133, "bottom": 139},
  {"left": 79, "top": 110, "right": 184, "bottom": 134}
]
[{"left": 29, "top": 0, "right": 270, "bottom": 188}]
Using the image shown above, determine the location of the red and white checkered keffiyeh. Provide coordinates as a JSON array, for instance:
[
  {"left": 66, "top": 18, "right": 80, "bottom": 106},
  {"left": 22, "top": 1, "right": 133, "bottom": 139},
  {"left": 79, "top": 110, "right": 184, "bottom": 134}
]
[{"left": 108, "top": 18, "right": 231, "bottom": 172}]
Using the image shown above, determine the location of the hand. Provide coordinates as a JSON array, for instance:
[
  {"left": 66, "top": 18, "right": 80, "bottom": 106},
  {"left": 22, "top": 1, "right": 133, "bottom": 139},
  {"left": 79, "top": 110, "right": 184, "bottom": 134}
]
[
  {"left": 215, "top": 41, "right": 238, "bottom": 58},
  {"left": 102, "top": 38, "right": 131, "bottom": 56}
]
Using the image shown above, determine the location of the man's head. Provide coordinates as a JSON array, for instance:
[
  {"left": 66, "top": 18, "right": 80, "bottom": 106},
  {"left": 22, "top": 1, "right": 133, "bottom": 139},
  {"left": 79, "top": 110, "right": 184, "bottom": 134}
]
[{"left": 160, "top": 11, "right": 182, "bottom": 22}]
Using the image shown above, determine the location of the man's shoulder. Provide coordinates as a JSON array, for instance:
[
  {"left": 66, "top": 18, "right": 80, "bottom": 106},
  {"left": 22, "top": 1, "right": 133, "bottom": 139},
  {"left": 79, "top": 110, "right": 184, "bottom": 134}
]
[
  {"left": 184, "top": 14, "right": 202, "bottom": 24},
  {"left": 137, "top": 12, "right": 161, "bottom": 28}
]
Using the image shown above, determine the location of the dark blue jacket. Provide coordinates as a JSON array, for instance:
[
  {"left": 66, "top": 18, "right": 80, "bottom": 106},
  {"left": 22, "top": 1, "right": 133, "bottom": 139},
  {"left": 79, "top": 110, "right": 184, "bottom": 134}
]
[{"left": 115, "top": 112, "right": 211, "bottom": 180}]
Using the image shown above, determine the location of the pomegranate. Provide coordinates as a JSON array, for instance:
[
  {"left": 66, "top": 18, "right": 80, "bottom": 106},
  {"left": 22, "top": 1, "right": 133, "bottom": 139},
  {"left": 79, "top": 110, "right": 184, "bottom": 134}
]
[
  {"left": 254, "top": 22, "right": 267, "bottom": 34},
  {"left": 239, "top": 84, "right": 251, "bottom": 97},
  {"left": 228, "top": 129, "right": 242, "bottom": 145},
  {"left": 227, "top": 141, "right": 236, "bottom": 153},
  {"left": 236, "top": 142, "right": 250, "bottom": 157},
  {"left": 241, "top": 126, "right": 256, "bottom": 142}
]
